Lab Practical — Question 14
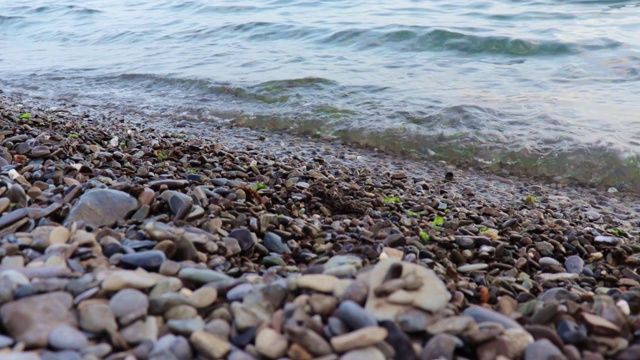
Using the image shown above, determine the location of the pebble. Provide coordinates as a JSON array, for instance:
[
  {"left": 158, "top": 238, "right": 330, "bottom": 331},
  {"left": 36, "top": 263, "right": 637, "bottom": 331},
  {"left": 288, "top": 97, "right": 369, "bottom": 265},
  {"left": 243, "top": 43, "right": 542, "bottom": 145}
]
[
  {"left": 330, "top": 326, "right": 388, "bottom": 353},
  {"left": 190, "top": 330, "right": 232, "bottom": 359},
  {"left": 178, "top": 267, "right": 232, "bottom": 284},
  {"left": 421, "top": 333, "right": 462, "bottom": 360},
  {"left": 48, "top": 325, "right": 88, "bottom": 350},
  {"left": 524, "top": 339, "right": 566, "bottom": 360},
  {"left": 457, "top": 263, "right": 489, "bottom": 272},
  {"left": 298, "top": 274, "right": 340, "bottom": 293},
  {"left": 0, "top": 291, "right": 76, "bottom": 347},
  {"left": 565, "top": 255, "right": 584, "bottom": 274},
  {"left": 255, "top": 327, "right": 288, "bottom": 359},
  {"left": 341, "top": 346, "right": 386, "bottom": 360},
  {"left": 119, "top": 250, "right": 167, "bottom": 270},
  {"left": 65, "top": 189, "right": 138, "bottom": 227}
]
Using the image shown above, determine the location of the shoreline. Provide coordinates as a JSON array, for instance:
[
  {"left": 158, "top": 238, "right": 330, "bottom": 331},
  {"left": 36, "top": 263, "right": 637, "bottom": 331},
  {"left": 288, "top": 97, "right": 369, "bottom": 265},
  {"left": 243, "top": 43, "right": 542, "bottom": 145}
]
[{"left": 1, "top": 89, "right": 640, "bottom": 359}]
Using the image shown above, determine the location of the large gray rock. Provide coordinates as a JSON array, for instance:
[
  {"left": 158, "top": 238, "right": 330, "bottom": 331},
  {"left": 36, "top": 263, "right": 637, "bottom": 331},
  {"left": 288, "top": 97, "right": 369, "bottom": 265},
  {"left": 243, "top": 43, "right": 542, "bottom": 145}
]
[
  {"left": 0, "top": 292, "right": 77, "bottom": 347},
  {"left": 65, "top": 189, "right": 138, "bottom": 227}
]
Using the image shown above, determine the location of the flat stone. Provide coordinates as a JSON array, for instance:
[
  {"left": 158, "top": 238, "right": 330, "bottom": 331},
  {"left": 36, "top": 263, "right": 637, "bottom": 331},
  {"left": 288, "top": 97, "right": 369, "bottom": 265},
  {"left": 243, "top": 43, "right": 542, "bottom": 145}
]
[
  {"left": 48, "top": 325, "right": 88, "bottom": 350},
  {"left": 65, "top": 189, "right": 138, "bottom": 227},
  {"left": 0, "top": 334, "right": 14, "bottom": 348},
  {"left": 341, "top": 346, "right": 386, "bottom": 360},
  {"left": 524, "top": 339, "right": 566, "bottom": 360},
  {"left": 190, "top": 287, "right": 218, "bottom": 308},
  {"left": 426, "top": 315, "right": 476, "bottom": 335},
  {"left": 190, "top": 330, "right": 231, "bottom": 359},
  {"left": 178, "top": 268, "right": 232, "bottom": 284},
  {"left": 262, "top": 232, "right": 291, "bottom": 254},
  {"left": 109, "top": 288, "right": 149, "bottom": 323},
  {"left": 463, "top": 306, "right": 523, "bottom": 330},
  {"left": 337, "top": 300, "right": 378, "bottom": 330},
  {"left": 167, "top": 316, "right": 205, "bottom": 336},
  {"left": 0, "top": 291, "right": 76, "bottom": 347},
  {"left": 255, "top": 327, "right": 288, "bottom": 359},
  {"left": 330, "top": 326, "right": 388, "bottom": 353},
  {"left": 78, "top": 300, "right": 118, "bottom": 334},
  {"left": 102, "top": 270, "right": 161, "bottom": 291},
  {"left": 539, "top": 257, "right": 561, "bottom": 267},
  {"left": 119, "top": 250, "right": 166, "bottom": 271},
  {"left": 298, "top": 274, "right": 340, "bottom": 293},
  {"left": 457, "top": 263, "right": 488, "bottom": 273},
  {"left": 537, "top": 273, "right": 579, "bottom": 282},
  {"left": 421, "top": 333, "right": 462, "bottom": 360},
  {"left": 365, "top": 260, "right": 451, "bottom": 320},
  {"left": 284, "top": 324, "right": 332, "bottom": 357}
]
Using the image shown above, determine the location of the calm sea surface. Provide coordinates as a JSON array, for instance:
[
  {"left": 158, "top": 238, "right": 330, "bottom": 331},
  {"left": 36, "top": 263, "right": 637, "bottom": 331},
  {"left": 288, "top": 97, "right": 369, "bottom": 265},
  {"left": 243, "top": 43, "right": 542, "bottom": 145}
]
[{"left": 2, "top": 0, "right": 640, "bottom": 188}]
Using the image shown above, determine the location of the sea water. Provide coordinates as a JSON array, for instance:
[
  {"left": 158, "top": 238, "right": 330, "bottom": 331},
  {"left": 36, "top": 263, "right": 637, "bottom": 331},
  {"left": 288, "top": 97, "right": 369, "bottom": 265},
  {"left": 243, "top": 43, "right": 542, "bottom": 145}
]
[{"left": 1, "top": 0, "right": 640, "bottom": 188}]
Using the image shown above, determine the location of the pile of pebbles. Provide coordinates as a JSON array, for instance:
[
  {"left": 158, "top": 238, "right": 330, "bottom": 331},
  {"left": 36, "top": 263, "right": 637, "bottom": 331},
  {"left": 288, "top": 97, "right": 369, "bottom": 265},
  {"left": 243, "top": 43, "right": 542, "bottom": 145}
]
[{"left": 1, "top": 92, "right": 640, "bottom": 360}]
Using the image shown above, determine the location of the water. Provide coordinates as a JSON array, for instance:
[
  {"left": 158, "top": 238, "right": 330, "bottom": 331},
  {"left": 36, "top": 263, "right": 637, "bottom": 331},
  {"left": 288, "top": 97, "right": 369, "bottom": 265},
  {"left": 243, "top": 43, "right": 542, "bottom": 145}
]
[{"left": 2, "top": 0, "right": 640, "bottom": 189}]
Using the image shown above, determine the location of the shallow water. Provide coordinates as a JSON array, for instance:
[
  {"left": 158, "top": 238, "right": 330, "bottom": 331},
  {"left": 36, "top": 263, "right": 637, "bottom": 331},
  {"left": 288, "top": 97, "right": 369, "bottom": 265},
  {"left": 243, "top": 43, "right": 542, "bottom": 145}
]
[{"left": 1, "top": 0, "right": 640, "bottom": 189}]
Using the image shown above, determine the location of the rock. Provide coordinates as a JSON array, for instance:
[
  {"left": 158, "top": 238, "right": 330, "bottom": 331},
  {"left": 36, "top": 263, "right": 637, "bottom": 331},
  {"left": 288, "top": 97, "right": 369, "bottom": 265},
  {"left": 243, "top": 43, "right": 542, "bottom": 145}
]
[
  {"left": 298, "top": 274, "right": 340, "bottom": 293},
  {"left": 524, "top": 339, "right": 566, "bottom": 360},
  {"left": 119, "top": 250, "right": 166, "bottom": 271},
  {"left": 539, "top": 257, "right": 561, "bottom": 267},
  {"left": 178, "top": 268, "right": 232, "bottom": 284},
  {"left": 501, "top": 327, "right": 534, "bottom": 358},
  {"left": 0, "top": 291, "right": 76, "bottom": 347},
  {"left": 78, "top": 301, "right": 118, "bottom": 334},
  {"left": 190, "top": 330, "right": 231, "bottom": 359},
  {"left": 121, "top": 317, "right": 159, "bottom": 344},
  {"left": 102, "top": 270, "right": 161, "bottom": 291},
  {"left": 0, "top": 334, "right": 14, "bottom": 348},
  {"left": 229, "top": 228, "right": 255, "bottom": 252},
  {"left": 426, "top": 315, "right": 476, "bottom": 335},
  {"left": 537, "top": 273, "right": 579, "bottom": 282},
  {"left": 109, "top": 288, "right": 149, "bottom": 324},
  {"left": 330, "top": 326, "right": 388, "bottom": 353},
  {"left": 231, "top": 302, "right": 261, "bottom": 331},
  {"left": 284, "top": 324, "right": 332, "bottom": 357},
  {"left": 581, "top": 312, "right": 620, "bottom": 336},
  {"left": 167, "top": 316, "right": 205, "bottom": 336},
  {"left": 48, "top": 325, "right": 88, "bottom": 350},
  {"left": 421, "top": 333, "right": 461, "bottom": 360},
  {"left": 262, "top": 232, "right": 291, "bottom": 254},
  {"left": 463, "top": 306, "right": 523, "bottom": 330},
  {"left": 341, "top": 346, "right": 386, "bottom": 360},
  {"left": 190, "top": 287, "right": 218, "bottom": 308},
  {"left": 337, "top": 300, "right": 378, "bottom": 330},
  {"left": 255, "top": 327, "right": 288, "bottom": 359},
  {"left": 565, "top": 255, "right": 584, "bottom": 274},
  {"left": 65, "top": 189, "right": 138, "bottom": 227},
  {"left": 365, "top": 260, "right": 451, "bottom": 320},
  {"left": 457, "top": 264, "right": 488, "bottom": 273}
]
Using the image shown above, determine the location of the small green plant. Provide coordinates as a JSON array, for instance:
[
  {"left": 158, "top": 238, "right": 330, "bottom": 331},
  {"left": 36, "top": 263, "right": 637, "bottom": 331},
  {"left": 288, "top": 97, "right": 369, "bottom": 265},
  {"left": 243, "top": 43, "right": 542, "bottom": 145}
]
[
  {"left": 524, "top": 194, "right": 538, "bottom": 205},
  {"left": 419, "top": 231, "right": 430, "bottom": 242},
  {"left": 174, "top": 133, "right": 186, "bottom": 139},
  {"left": 479, "top": 226, "right": 489, "bottom": 232},
  {"left": 444, "top": 209, "right": 450, "bottom": 214},
  {"left": 119, "top": 141, "right": 126, "bottom": 147},
  {"left": 278, "top": 214, "right": 285, "bottom": 218},
  {"left": 405, "top": 210, "right": 420, "bottom": 217},
  {"left": 432, "top": 215, "right": 445, "bottom": 227},
  {"left": 609, "top": 228, "right": 623, "bottom": 236},
  {"left": 384, "top": 196, "right": 401, "bottom": 204},
  {"left": 253, "top": 182, "right": 268, "bottom": 190},
  {"left": 186, "top": 168, "right": 198, "bottom": 174},
  {"left": 156, "top": 153, "right": 167, "bottom": 160},
  {"left": 68, "top": 134, "right": 80, "bottom": 139},
  {"left": 20, "top": 112, "right": 31, "bottom": 119},
  {"left": 242, "top": 164, "right": 249, "bottom": 169}
]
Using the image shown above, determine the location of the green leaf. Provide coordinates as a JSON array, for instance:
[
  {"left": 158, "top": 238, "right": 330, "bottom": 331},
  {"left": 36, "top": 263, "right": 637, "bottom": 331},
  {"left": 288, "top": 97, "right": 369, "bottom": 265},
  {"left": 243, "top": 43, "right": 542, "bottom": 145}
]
[
  {"left": 479, "top": 226, "right": 488, "bottom": 232},
  {"left": 68, "top": 134, "right": 80, "bottom": 139},
  {"left": 419, "top": 231, "right": 430, "bottom": 242},
  {"left": 609, "top": 228, "right": 623, "bottom": 236},
  {"left": 433, "top": 215, "right": 444, "bottom": 226},
  {"left": 384, "top": 196, "right": 401, "bottom": 204},
  {"left": 186, "top": 168, "right": 198, "bottom": 174},
  {"left": 253, "top": 182, "right": 268, "bottom": 190},
  {"left": 524, "top": 194, "right": 538, "bottom": 205},
  {"left": 119, "top": 141, "right": 126, "bottom": 147},
  {"left": 156, "top": 153, "right": 167, "bottom": 160},
  {"left": 20, "top": 112, "right": 31, "bottom": 119},
  {"left": 405, "top": 210, "right": 420, "bottom": 217}
]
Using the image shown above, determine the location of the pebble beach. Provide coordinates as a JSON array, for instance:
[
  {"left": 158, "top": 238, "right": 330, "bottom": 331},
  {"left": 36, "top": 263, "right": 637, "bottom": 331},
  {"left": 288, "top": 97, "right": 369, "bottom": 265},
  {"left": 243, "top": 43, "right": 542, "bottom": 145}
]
[{"left": 1, "top": 91, "right": 640, "bottom": 360}]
